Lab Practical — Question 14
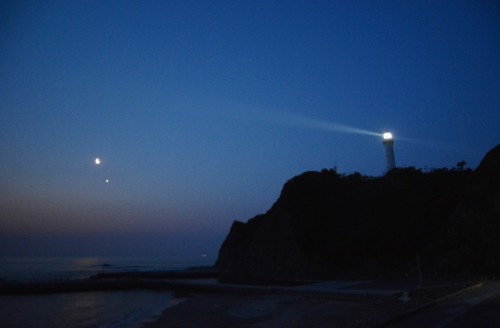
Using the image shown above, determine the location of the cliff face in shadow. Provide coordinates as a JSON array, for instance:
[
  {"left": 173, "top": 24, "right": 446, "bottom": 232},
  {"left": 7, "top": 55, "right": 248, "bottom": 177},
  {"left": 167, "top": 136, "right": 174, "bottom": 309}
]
[{"left": 216, "top": 145, "right": 500, "bottom": 281}]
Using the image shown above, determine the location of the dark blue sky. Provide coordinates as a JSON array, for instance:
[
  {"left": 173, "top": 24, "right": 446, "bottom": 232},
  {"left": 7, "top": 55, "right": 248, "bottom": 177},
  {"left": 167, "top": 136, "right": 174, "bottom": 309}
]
[{"left": 1, "top": 1, "right": 499, "bottom": 259}]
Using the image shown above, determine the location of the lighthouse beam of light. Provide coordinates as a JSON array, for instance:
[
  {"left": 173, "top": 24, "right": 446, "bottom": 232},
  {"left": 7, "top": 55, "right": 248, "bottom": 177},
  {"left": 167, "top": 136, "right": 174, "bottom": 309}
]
[
  {"left": 228, "top": 105, "right": 449, "bottom": 149},
  {"left": 263, "top": 110, "right": 453, "bottom": 150},
  {"left": 263, "top": 110, "right": 383, "bottom": 138}
]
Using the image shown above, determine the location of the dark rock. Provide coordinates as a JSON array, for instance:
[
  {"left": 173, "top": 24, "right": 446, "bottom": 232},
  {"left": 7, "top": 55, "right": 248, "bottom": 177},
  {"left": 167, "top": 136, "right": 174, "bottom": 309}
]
[
  {"left": 216, "top": 145, "right": 500, "bottom": 281},
  {"left": 216, "top": 211, "right": 313, "bottom": 281}
]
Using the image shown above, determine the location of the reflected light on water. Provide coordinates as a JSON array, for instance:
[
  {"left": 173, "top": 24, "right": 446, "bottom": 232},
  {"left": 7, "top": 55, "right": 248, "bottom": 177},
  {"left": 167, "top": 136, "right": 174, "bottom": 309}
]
[
  {"left": 0, "top": 291, "right": 180, "bottom": 328},
  {"left": 71, "top": 257, "right": 107, "bottom": 268}
]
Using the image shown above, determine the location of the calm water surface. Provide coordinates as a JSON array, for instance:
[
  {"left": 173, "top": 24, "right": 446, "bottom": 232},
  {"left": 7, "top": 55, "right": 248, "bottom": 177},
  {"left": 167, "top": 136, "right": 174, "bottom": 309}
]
[
  {"left": 0, "top": 256, "right": 209, "bottom": 327},
  {"left": 0, "top": 290, "right": 186, "bottom": 328},
  {"left": 0, "top": 256, "right": 210, "bottom": 281}
]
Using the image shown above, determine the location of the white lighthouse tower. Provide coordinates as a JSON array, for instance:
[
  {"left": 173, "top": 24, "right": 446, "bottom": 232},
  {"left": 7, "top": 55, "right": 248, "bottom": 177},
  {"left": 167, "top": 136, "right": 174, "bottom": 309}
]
[{"left": 382, "top": 132, "right": 396, "bottom": 171}]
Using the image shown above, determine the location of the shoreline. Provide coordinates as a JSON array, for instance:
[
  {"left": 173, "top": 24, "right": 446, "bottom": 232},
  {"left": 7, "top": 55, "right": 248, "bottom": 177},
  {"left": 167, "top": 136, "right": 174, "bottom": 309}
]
[
  {"left": 0, "top": 266, "right": 218, "bottom": 295},
  {"left": 143, "top": 280, "right": 497, "bottom": 328},
  {"left": 141, "top": 290, "right": 414, "bottom": 328},
  {"left": 2, "top": 268, "right": 491, "bottom": 327}
]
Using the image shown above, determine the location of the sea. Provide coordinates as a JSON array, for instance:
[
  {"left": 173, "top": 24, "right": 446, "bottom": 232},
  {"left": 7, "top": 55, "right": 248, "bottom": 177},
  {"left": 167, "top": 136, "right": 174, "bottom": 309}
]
[{"left": 0, "top": 256, "right": 213, "bottom": 328}]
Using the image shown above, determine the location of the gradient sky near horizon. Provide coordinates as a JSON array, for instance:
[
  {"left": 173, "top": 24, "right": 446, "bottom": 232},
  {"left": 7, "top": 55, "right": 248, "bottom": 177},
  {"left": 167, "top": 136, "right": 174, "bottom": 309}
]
[{"left": 1, "top": 1, "right": 499, "bottom": 259}]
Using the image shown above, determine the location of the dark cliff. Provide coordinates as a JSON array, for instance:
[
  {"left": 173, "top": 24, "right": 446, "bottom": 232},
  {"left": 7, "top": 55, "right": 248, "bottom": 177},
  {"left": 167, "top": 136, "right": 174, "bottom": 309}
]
[{"left": 216, "top": 145, "right": 500, "bottom": 281}]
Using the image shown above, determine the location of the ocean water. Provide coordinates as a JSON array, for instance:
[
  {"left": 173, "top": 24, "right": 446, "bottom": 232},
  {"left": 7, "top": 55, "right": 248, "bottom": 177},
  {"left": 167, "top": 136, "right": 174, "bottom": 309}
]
[
  {"left": 0, "top": 256, "right": 211, "bottom": 282},
  {"left": 0, "top": 256, "right": 212, "bottom": 328},
  {"left": 0, "top": 290, "right": 186, "bottom": 328}
]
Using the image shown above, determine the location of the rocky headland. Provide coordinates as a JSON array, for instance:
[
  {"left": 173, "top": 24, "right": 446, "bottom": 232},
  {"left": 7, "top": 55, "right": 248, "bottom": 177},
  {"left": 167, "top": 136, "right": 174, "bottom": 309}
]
[{"left": 216, "top": 145, "right": 500, "bottom": 282}]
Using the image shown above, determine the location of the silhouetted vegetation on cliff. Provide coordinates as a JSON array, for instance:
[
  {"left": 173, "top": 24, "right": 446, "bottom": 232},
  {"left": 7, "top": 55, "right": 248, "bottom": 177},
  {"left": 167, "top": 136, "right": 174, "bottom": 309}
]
[{"left": 216, "top": 145, "right": 500, "bottom": 281}]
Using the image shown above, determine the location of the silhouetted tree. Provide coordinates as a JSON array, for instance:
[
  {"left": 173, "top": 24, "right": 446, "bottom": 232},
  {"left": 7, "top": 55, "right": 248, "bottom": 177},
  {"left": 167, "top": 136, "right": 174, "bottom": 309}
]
[{"left": 455, "top": 160, "right": 467, "bottom": 170}]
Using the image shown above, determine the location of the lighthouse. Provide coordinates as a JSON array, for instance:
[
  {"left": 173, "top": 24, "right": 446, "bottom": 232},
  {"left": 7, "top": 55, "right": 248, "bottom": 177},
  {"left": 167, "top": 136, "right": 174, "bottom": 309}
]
[{"left": 382, "top": 132, "right": 396, "bottom": 171}]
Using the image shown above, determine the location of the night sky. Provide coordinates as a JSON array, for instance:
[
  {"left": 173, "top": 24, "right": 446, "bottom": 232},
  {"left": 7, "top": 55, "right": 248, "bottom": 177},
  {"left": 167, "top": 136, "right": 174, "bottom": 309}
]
[{"left": 1, "top": 1, "right": 499, "bottom": 259}]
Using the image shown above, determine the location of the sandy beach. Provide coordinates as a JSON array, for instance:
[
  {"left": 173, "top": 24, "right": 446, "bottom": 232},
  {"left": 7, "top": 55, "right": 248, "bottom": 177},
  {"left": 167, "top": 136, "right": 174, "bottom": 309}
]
[
  {"left": 2, "top": 266, "right": 495, "bottom": 328},
  {"left": 143, "top": 292, "right": 413, "bottom": 327},
  {"left": 144, "top": 281, "right": 500, "bottom": 328}
]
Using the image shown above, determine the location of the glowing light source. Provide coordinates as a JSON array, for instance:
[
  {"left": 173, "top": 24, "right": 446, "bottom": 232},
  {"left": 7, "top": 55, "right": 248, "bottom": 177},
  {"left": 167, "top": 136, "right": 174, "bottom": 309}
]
[
  {"left": 105, "top": 179, "right": 109, "bottom": 183},
  {"left": 382, "top": 132, "right": 396, "bottom": 171},
  {"left": 95, "top": 158, "right": 101, "bottom": 165}
]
